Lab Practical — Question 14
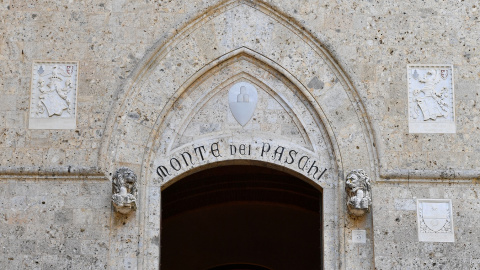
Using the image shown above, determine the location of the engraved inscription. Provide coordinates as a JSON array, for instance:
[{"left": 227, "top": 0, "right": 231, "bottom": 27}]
[{"left": 156, "top": 141, "right": 327, "bottom": 183}]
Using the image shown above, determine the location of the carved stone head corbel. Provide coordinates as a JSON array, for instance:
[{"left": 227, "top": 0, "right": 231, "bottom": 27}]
[
  {"left": 112, "top": 167, "right": 137, "bottom": 214},
  {"left": 345, "top": 169, "right": 372, "bottom": 217}
]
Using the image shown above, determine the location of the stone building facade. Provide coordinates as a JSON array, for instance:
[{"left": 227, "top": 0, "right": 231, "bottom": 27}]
[{"left": 1, "top": 0, "right": 479, "bottom": 269}]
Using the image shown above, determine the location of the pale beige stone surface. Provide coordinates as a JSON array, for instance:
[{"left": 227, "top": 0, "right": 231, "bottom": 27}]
[
  {"left": 0, "top": 179, "right": 111, "bottom": 269},
  {"left": 373, "top": 182, "right": 480, "bottom": 269},
  {"left": 0, "top": 0, "right": 479, "bottom": 269}
]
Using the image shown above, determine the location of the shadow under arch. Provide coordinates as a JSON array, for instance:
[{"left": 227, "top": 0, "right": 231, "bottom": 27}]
[
  {"left": 161, "top": 159, "right": 324, "bottom": 192},
  {"left": 208, "top": 264, "right": 272, "bottom": 270},
  {"left": 161, "top": 163, "right": 323, "bottom": 270}
]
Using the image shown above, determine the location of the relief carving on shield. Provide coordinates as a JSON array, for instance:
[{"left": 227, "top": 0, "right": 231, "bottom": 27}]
[
  {"left": 228, "top": 82, "right": 258, "bottom": 126},
  {"left": 416, "top": 199, "right": 454, "bottom": 242},
  {"left": 29, "top": 61, "right": 78, "bottom": 129},
  {"left": 407, "top": 65, "right": 455, "bottom": 133}
]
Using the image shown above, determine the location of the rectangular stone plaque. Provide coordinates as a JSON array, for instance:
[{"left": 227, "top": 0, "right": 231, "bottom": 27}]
[
  {"left": 352, "top": 230, "right": 366, "bottom": 244},
  {"left": 29, "top": 61, "right": 78, "bottom": 129},
  {"left": 416, "top": 199, "right": 454, "bottom": 242},
  {"left": 407, "top": 65, "right": 455, "bottom": 133}
]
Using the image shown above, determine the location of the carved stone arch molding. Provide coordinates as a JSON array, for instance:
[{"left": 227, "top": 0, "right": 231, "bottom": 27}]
[{"left": 101, "top": 0, "right": 378, "bottom": 269}]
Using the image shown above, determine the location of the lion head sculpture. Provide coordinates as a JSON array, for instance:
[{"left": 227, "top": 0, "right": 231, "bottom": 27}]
[
  {"left": 345, "top": 169, "right": 372, "bottom": 216},
  {"left": 112, "top": 167, "right": 137, "bottom": 214}
]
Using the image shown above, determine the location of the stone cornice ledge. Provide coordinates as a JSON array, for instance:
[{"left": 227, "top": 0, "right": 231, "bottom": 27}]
[
  {"left": 379, "top": 169, "right": 480, "bottom": 184},
  {"left": 0, "top": 166, "right": 107, "bottom": 180},
  {"left": 1, "top": 167, "right": 478, "bottom": 183}
]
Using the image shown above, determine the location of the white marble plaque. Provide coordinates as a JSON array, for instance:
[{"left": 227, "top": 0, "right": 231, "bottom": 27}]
[
  {"left": 228, "top": 82, "right": 258, "bottom": 126},
  {"left": 29, "top": 61, "right": 78, "bottom": 129},
  {"left": 352, "top": 230, "right": 366, "bottom": 244},
  {"left": 416, "top": 199, "right": 454, "bottom": 242},
  {"left": 407, "top": 65, "right": 455, "bottom": 133}
]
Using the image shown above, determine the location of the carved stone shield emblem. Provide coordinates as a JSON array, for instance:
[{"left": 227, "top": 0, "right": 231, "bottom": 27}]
[
  {"left": 228, "top": 82, "right": 258, "bottom": 126},
  {"left": 416, "top": 199, "right": 454, "bottom": 242},
  {"left": 407, "top": 65, "right": 455, "bottom": 133},
  {"left": 419, "top": 201, "right": 450, "bottom": 232}
]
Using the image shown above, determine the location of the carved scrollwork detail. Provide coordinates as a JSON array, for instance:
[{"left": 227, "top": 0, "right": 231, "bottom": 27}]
[
  {"left": 112, "top": 167, "right": 137, "bottom": 214},
  {"left": 346, "top": 169, "right": 372, "bottom": 217}
]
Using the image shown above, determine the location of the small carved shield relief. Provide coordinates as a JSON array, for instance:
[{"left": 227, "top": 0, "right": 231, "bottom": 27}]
[
  {"left": 228, "top": 82, "right": 258, "bottom": 126},
  {"left": 416, "top": 199, "right": 454, "bottom": 242},
  {"left": 420, "top": 202, "right": 450, "bottom": 232}
]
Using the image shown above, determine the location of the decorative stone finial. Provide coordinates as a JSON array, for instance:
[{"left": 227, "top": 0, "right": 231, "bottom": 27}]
[
  {"left": 345, "top": 169, "right": 372, "bottom": 217},
  {"left": 112, "top": 167, "right": 137, "bottom": 214}
]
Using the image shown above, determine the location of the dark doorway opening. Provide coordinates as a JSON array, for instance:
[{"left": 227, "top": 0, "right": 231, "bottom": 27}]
[
  {"left": 208, "top": 263, "right": 271, "bottom": 270},
  {"left": 161, "top": 165, "right": 322, "bottom": 270}
]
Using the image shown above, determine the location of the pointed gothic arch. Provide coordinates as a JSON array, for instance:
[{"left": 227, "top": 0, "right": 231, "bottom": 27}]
[{"left": 101, "top": 0, "right": 379, "bottom": 269}]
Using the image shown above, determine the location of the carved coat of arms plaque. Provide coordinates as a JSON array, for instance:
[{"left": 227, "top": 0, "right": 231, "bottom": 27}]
[
  {"left": 407, "top": 65, "right": 455, "bottom": 133},
  {"left": 228, "top": 82, "right": 258, "bottom": 126},
  {"left": 29, "top": 61, "right": 78, "bottom": 129},
  {"left": 416, "top": 199, "right": 454, "bottom": 242}
]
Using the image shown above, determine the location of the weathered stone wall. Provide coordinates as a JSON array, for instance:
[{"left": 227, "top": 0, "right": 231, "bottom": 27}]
[
  {"left": 1, "top": 0, "right": 479, "bottom": 269},
  {"left": 1, "top": 1, "right": 478, "bottom": 173},
  {"left": 0, "top": 178, "right": 111, "bottom": 269},
  {"left": 373, "top": 182, "right": 480, "bottom": 269}
]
